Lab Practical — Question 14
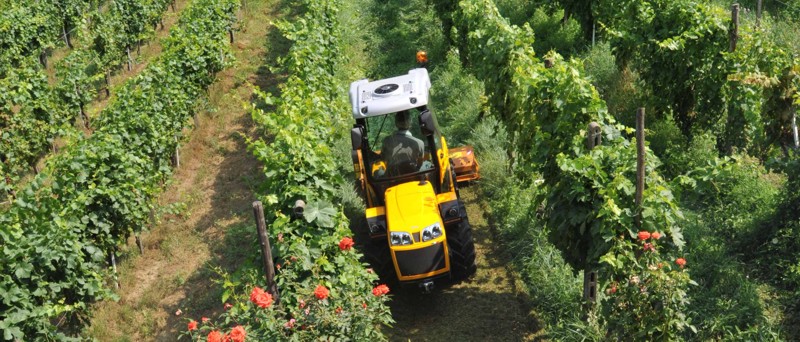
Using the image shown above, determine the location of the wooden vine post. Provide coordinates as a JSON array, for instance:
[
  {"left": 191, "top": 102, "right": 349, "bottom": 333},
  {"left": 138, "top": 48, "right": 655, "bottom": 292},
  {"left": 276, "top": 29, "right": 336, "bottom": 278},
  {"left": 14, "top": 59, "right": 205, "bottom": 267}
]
[
  {"left": 172, "top": 135, "right": 180, "bottom": 168},
  {"left": 75, "top": 84, "right": 90, "bottom": 129},
  {"left": 253, "top": 201, "right": 280, "bottom": 304},
  {"left": 635, "top": 108, "right": 646, "bottom": 228},
  {"left": 126, "top": 45, "right": 133, "bottom": 71},
  {"left": 730, "top": 4, "right": 739, "bottom": 52},
  {"left": 63, "top": 24, "right": 73, "bottom": 49},
  {"left": 39, "top": 51, "right": 48, "bottom": 68},
  {"left": 792, "top": 112, "right": 799, "bottom": 150},
  {"left": 135, "top": 235, "right": 144, "bottom": 255},
  {"left": 110, "top": 248, "right": 120, "bottom": 289},
  {"left": 756, "top": 0, "right": 762, "bottom": 28},
  {"left": 104, "top": 71, "right": 111, "bottom": 97},
  {"left": 584, "top": 122, "right": 602, "bottom": 310}
]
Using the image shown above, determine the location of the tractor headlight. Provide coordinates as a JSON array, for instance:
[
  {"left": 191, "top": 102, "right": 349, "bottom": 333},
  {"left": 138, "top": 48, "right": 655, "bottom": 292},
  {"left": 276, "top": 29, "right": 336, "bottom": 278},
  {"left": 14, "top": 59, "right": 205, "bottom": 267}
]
[
  {"left": 421, "top": 223, "right": 442, "bottom": 242},
  {"left": 390, "top": 232, "right": 413, "bottom": 246}
]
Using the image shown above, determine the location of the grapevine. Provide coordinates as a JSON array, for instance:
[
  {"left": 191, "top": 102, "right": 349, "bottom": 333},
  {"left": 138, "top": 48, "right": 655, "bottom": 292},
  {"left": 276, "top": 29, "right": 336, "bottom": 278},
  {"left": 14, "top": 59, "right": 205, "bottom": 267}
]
[{"left": 0, "top": 0, "right": 237, "bottom": 338}]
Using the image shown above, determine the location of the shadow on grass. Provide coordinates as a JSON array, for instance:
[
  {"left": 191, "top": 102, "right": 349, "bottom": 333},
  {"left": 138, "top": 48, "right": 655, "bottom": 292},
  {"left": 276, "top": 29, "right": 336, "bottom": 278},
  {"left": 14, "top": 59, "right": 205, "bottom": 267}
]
[
  {"left": 384, "top": 188, "right": 542, "bottom": 341},
  {"left": 388, "top": 288, "right": 538, "bottom": 342}
]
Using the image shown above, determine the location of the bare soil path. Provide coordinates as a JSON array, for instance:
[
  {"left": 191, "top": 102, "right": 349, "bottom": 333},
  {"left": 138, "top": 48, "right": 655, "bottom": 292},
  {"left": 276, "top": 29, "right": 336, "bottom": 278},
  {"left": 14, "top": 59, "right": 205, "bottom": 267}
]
[{"left": 84, "top": 0, "right": 290, "bottom": 340}]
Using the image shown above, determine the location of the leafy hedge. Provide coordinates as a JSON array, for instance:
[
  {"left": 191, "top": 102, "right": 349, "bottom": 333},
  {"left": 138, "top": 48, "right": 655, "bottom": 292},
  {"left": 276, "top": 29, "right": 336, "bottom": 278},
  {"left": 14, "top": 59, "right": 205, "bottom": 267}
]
[
  {"left": 593, "top": 0, "right": 799, "bottom": 156},
  {"left": 1, "top": 0, "right": 175, "bottom": 196},
  {"left": 436, "top": 0, "right": 694, "bottom": 338},
  {"left": 185, "top": 0, "right": 393, "bottom": 340},
  {"left": 0, "top": 0, "right": 237, "bottom": 339}
]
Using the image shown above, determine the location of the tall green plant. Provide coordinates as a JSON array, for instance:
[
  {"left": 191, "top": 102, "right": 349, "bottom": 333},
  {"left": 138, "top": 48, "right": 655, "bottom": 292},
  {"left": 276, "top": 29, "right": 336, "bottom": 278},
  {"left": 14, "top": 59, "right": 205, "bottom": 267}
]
[
  {"left": 188, "top": 0, "right": 393, "bottom": 340},
  {"left": 594, "top": 0, "right": 799, "bottom": 157},
  {"left": 441, "top": 0, "right": 692, "bottom": 335}
]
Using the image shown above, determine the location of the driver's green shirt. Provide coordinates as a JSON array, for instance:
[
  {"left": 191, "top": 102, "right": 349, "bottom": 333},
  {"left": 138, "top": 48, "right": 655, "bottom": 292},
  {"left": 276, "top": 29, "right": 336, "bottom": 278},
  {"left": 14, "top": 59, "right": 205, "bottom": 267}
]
[{"left": 381, "top": 130, "right": 424, "bottom": 172}]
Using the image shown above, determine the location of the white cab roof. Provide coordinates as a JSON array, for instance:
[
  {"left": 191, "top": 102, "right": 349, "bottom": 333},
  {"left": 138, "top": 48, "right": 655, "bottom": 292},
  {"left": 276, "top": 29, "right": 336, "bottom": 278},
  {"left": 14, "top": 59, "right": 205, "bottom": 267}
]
[{"left": 349, "top": 68, "right": 431, "bottom": 119}]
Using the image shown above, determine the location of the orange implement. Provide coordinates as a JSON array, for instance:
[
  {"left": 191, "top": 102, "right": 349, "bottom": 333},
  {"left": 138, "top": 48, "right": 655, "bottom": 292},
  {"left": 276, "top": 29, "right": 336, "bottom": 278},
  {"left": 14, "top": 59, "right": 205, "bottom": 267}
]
[{"left": 448, "top": 146, "right": 480, "bottom": 183}]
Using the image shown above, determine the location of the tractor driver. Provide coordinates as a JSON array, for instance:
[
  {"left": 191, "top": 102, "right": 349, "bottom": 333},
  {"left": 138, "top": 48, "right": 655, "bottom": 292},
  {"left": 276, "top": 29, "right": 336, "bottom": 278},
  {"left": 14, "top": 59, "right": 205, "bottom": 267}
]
[{"left": 379, "top": 110, "right": 424, "bottom": 176}]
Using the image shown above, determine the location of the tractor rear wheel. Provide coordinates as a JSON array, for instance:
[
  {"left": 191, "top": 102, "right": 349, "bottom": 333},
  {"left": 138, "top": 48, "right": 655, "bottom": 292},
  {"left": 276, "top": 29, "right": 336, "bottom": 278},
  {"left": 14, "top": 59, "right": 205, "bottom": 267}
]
[{"left": 447, "top": 204, "right": 477, "bottom": 281}]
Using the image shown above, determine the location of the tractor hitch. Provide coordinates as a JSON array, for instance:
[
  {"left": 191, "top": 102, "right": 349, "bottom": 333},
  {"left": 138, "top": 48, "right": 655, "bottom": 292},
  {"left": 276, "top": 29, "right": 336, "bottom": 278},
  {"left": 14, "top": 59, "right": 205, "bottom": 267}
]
[{"left": 419, "top": 280, "right": 435, "bottom": 294}]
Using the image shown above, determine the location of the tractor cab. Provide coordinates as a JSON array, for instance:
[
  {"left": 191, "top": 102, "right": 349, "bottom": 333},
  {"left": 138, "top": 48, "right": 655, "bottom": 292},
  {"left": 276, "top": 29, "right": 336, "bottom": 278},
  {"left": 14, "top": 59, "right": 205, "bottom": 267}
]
[
  {"left": 353, "top": 108, "right": 448, "bottom": 205},
  {"left": 349, "top": 68, "right": 478, "bottom": 291}
]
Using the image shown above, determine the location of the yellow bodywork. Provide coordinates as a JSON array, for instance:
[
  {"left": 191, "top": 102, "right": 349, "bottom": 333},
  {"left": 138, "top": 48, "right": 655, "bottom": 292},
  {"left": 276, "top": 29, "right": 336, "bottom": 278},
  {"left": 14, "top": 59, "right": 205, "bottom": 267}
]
[
  {"left": 384, "top": 181, "right": 450, "bottom": 281},
  {"left": 353, "top": 132, "right": 478, "bottom": 283}
]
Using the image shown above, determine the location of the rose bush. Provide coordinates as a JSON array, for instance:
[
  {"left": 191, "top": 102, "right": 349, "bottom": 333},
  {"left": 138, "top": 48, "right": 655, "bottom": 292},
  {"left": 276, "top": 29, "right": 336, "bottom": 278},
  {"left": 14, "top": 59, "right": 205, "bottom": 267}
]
[{"left": 600, "top": 234, "right": 695, "bottom": 339}]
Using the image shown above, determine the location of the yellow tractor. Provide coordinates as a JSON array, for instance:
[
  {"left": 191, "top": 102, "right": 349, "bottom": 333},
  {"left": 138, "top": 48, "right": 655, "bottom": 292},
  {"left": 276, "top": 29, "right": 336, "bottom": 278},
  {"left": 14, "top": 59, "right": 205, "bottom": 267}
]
[{"left": 348, "top": 67, "right": 479, "bottom": 292}]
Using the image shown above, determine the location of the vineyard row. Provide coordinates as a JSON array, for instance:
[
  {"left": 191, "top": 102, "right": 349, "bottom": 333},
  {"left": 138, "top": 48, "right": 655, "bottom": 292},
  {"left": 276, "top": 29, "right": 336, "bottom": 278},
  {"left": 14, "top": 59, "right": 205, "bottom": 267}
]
[
  {"left": 1, "top": 0, "right": 177, "bottom": 197},
  {"left": 434, "top": 0, "right": 694, "bottom": 338},
  {"left": 0, "top": 0, "right": 237, "bottom": 339}
]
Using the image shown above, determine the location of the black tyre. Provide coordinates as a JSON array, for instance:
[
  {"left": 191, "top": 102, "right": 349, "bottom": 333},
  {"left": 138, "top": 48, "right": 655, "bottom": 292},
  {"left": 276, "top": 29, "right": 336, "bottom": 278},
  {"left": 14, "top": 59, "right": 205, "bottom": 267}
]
[
  {"left": 446, "top": 204, "right": 477, "bottom": 281},
  {"left": 363, "top": 241, "right": 398, "bottom": 285}
]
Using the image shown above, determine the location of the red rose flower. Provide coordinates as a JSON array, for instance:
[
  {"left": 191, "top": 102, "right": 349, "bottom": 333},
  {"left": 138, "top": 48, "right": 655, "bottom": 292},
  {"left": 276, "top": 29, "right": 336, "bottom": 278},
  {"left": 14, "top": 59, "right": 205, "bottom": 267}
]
[
  {"left": 207, "top": 330, "right": 224, "bottom": 342},
  {"left": 606, "top": 284, "right": 617, "bottom": 295},
  {"left": 223, "top": 303, "right": 232, "bottom": 310},
  {"left": 638, "top": 231, "right": 651, "bottom": 241},
  {"left": 362, "top": 302, "right": 368, "bottom": 309},
  {"left": 201, "top": 317, "right": 209, "bottom": 323},
  {"left": 372, "top": 284, "right": 390, "bottom": 296},
  {"left": 675, "top": 258, "right": 687, "bottom": 268},
  {"left": 249, "top": 286, "right": 273, "bottom": 308},
  {"left": 335, "top": 307, "right": 343, "bottom": 314},
  {"left": 314, "top": 285, "right": 330, "bottom": 300},
  {"left": 339, "top": 237, "right": 354, "bottom": 251},
  {"left": 643, "top": 243, "right": 655, "bottom": 252},
  {"left": 228, "top": 325, "right": 246, "bottom": 342},
  {"left": 652, "top": 232, "right": 662, "bottom": 239},
  {"left": 188, "top": 320, "right": 198, "bottom": 331}
]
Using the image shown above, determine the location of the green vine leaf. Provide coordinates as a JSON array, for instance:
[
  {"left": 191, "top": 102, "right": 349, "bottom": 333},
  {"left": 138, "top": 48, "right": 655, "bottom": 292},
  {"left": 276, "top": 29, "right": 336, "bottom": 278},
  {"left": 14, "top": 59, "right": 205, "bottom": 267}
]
[{"left": 302, "top": 200, "right": 337, "bottom": 228}]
